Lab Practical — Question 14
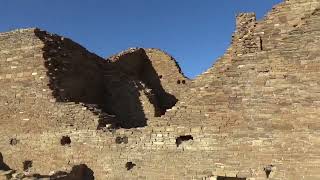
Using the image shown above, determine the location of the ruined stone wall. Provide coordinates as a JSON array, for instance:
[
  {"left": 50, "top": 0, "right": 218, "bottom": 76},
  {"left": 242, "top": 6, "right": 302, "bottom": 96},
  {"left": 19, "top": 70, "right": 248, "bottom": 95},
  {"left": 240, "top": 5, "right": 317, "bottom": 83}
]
[
  {"left": 1, "top": 0, "right": 320, "bottom": 179},
  {"left": 0, "top": 29, "right": 101, "bottom": 134},
  {"left": 162, "top": 0, "right": 320, "bottom": 179},
  {"left": 144, "top": 48, "right": 190, "bottom": 99},
  {"left": 228, "top": 0, "right": 320, "bottom": 57},
  {"left": 232, "top": 13, "right": 262, "bottom": 55},
  {"left": 0, "top": 29, "right": 107, "bottom": 179},
  {"left": 0, "top": 28, "right": 194, "bottom": 179},
  {"left": 105, "top": 48, "right": 189, "bottom": 126}
]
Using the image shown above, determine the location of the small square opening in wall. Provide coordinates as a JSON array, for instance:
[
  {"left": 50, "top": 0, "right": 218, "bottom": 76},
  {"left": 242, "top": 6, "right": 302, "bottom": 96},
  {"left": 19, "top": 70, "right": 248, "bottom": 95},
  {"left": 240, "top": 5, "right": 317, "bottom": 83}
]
[
  {"left": 176, "top": 135, "right": 193, "bottom": 147},
  {"left": 60, "top": 136, "right": 71, "bottom": 146},
  {"left": 9, "top": 138, "right": 19, "bottom": 145},
  {"left": 115, "top": 136, "right": 128, "bottom": 144},
  {"left": 125, "top": 162, "right": 136, "bottom": 170}
]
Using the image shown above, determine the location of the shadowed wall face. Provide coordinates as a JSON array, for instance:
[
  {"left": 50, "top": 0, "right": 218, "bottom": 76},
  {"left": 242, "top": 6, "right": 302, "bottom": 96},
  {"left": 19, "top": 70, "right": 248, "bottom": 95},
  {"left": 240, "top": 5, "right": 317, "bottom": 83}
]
[
  {"left": 34, "top": 30, "right": 147, "bottom": 129},
  {"left": 105, "top": 48, "right": 179, "bottom": 128},
  {"left": 109, "top": 49, "right": 178, "bottom": 115},
  {"left": 0, "top": 152, "right": 11, "bottom": 171},
  {"left": 34, "top": 32, "right": 179, "bottom": 129},
  {"left": 35, "top": 30, "right": 107, "bottom": 105}
]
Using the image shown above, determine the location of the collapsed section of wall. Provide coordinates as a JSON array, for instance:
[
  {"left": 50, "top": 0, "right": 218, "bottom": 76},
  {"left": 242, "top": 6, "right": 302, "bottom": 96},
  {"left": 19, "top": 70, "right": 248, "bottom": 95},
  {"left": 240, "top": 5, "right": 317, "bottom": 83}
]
[
  {"left": 104, "top": 48, "right": 189, "bottom": 128},
  {"left": 0, "top": 28, "right": 189, "bottom": 132}
]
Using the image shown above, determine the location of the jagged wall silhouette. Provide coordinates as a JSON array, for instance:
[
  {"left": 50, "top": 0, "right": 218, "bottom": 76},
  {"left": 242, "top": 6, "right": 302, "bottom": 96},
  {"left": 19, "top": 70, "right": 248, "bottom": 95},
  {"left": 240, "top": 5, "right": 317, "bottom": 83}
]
[{"left": 1, "top": 0, "right": 320, "bottom": 179}]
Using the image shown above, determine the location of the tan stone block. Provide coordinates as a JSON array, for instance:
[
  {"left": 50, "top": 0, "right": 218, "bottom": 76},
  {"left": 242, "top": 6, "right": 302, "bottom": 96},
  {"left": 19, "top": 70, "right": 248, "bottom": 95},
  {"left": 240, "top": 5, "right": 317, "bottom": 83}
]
[
  {"left": 165, "top": 127, "right": 175, "bottom": 132},
  {"left": 5, "top": 74, "right": 12, "bottom": 78},
  {"left": 191, "top": 126, "right": 202, "bottom": 133}
]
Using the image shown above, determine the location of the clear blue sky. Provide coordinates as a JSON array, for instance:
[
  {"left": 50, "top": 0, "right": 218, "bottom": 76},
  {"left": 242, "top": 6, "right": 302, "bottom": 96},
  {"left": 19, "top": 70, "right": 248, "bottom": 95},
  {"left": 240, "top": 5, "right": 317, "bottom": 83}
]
[{"left": 0, "top": 0, "right": 282, "bottom": 78}]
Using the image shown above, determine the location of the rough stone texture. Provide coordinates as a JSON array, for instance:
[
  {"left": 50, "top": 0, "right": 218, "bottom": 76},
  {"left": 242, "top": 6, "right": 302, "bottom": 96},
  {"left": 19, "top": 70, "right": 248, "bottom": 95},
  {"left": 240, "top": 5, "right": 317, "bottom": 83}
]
[
  {"left": 106, "top": 48, "right": 188, "bottom": 121},
  {"left": 1, "top": 0, "right": 320, "bottom": 179}
]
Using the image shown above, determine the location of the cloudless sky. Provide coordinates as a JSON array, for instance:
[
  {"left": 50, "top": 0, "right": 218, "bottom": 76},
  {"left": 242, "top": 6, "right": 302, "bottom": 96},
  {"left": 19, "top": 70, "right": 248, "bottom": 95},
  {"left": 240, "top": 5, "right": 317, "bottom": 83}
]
[{"left": 0, "top": 0, "right": 282, "bottom": 78}]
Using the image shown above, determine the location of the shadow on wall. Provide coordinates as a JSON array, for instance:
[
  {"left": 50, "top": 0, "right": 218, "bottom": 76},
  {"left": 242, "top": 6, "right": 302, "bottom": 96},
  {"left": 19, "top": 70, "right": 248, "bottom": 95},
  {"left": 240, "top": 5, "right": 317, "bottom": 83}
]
[
  {"left": 139, "top": 49, "right": 178, "bottom": 114},
  {"left": 104, "top": 49, "right": 178, "bottom": 128},
  {"left": 0, "top": 153, "right": 94, "bottom": 180},
  {"left": 34, "top": 30, "right": 177, "bottom": 129},
  {"left": 34, "top": 29, "right": 107, "bottom": 105},
  {"left": 2, "top": 164, "right": 95, "bottom": 180},
  {"left": 48, "top": 164, "right": 94, "bottom": 180},
  {"left": 0, "top": 152, "right": 11, "bottom": 171},
  {"left": 34, "top": 29, "right": 113, "bottom": 129}
]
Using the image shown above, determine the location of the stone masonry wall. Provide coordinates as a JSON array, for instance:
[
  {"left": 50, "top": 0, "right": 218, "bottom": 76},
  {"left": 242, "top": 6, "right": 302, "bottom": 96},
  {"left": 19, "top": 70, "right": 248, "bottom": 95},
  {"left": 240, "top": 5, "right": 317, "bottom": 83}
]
[
  {"left": 1, "top": 0, "right": 320, "bottom": 180},
  {"left": 232, "top": 13, "right": 262, "bottom": 55},
  {"left": 163, "top": 0, "right": 320, "bottom": 179},
  {"left": 0, "top": 29, "right": 100, "bottom": 134}
]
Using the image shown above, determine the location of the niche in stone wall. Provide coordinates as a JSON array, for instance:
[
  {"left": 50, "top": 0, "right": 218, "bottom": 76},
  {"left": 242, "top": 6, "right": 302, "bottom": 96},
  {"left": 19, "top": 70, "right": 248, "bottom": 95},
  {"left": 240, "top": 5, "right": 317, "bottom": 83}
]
[
  {"left": 176, "top": 79, "right": 186, "bottom": 85},
  {"left": 115, "top": 136, "right": 128, "bottom": 144},
  {"left": 264, "top": 165, "right": 275, "bottom": 178},
  {"left": 125, "top": 162, "right": 136, "bottom": 170},
  {"left": 60, "top": 136, "right": 71, "bottom": 146},
  {"left": 9, "top": 138, "right": 19, "bottom": 145},
  {"left": 176, "top": 135, "right": 193, "bottom": 147}
]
